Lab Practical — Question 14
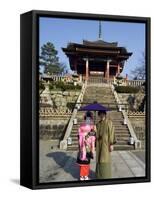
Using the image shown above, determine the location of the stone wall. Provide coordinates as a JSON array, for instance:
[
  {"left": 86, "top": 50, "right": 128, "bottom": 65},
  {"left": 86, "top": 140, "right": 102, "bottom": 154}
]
[
  {"left": 39, "top": 85, "right": 80, "bottom": 147},
  {"left": 40, "top": 87, "right": 80, "bottom": 112},
  {"left": 118, "top": 92, "right": 145, "bottom": 111},
  {"left": 50, "top": 90, "right": 80, "bottom": 111},
  {"left": 39, "top": 87, "right": 81, "bottom": 148},
  {"left": 39, "top": 118, "right": 70, "bottom": 147}
]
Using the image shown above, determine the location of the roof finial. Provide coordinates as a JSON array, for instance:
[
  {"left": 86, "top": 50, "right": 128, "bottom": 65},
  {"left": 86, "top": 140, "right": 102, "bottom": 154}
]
[{"left": 98, "top": 21, "right": 102, "bottom": 39}]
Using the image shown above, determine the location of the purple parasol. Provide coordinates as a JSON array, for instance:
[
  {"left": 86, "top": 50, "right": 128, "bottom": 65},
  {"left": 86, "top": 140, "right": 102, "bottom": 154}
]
[{"left": 79, "top": 103, "right": 109, "bottom": 111}]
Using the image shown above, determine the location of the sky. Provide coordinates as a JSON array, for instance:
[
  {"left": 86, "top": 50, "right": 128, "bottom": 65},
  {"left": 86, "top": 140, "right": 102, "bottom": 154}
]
[{"left": 39, "top": 17, "right": 145, "bottom": 79}]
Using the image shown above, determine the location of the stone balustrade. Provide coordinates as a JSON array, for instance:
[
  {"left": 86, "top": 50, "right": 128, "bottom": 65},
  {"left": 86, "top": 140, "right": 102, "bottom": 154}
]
[
  {"left": 127, "top": 80, "right": 145, "bottom": 87},
  {"left": 128, "top": 111, "right": 145, "bottom": 118},
  {"left": 39, "top": 107, "right": 72, "bottom": 118},
  {"left": 41, "top": 74, "right": 72, "bottom": 82}
]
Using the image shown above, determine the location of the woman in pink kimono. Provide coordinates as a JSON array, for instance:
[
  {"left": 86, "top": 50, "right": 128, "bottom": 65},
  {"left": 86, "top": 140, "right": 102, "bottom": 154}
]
[{"left": 77, "top": 111, "right": 96, "bottom": 180}]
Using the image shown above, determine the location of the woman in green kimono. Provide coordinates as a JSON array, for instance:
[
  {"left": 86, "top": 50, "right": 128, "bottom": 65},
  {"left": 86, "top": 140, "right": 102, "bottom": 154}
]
[{"left": 95, "top": 110, "right": 116, "bottom": 179}]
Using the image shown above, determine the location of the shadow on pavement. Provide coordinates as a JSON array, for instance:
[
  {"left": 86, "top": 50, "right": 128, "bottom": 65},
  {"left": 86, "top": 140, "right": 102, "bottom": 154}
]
[{"left": 46, "top": 151, "right": 96, "bottom": 180}]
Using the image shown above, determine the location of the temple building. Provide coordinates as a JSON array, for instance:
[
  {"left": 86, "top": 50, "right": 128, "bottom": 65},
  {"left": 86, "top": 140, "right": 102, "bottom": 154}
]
[{"left": 62, "top": 22, "right": 132, "bottom": 82}]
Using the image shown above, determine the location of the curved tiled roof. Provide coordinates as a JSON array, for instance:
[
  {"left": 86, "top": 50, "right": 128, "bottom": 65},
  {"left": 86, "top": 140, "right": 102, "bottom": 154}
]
[{"left": 83, "top": 39, "right": 118, "bottom": 47}]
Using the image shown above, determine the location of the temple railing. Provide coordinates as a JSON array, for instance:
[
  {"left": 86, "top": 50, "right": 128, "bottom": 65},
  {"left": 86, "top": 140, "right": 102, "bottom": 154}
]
[
  {"left": 128, "top": 111, "right": 145, "bottom": 118},
  {"left": 39, "top": 107, "right": 72, "bottom": 118},
  {"left": 87, "top": 76, "right": 115, "bottom": 85},
  {"left": 41, "top": 74, "right": 73, "bottom": 82},
  {"left": 127, "top": 80, "right": 145, "bottom": 87}
]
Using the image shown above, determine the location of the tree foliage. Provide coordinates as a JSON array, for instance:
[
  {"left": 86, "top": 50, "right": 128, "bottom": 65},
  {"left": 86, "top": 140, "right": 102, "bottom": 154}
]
[{"left": 39, "top": 42, "right": 66, "bottom": 74}]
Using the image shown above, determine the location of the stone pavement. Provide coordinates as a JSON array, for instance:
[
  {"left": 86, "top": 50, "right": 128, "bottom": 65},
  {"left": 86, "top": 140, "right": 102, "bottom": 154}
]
[{"left": 39, "top": 140, "right": 145, "bottom": 183}]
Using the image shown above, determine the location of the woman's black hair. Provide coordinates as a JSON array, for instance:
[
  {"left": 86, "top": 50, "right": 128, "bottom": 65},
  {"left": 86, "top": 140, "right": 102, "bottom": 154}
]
[{"left": 84, "top": 111, "right": 93, "bottom": 120}]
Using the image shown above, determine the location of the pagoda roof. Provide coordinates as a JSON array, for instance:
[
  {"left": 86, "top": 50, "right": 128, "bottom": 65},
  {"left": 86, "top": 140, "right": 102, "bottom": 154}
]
[
  {"left": 83, "top": 39, "right": 118, "bottom": 47},
  {"left": 63, "top": 40, "right": 130, "bottom": 54},
  {"left": 62, "top": 33, "right": 133, "bottom": 74},
  {"left": 62, "top": 39, "right": 133, "bottom": 66}
]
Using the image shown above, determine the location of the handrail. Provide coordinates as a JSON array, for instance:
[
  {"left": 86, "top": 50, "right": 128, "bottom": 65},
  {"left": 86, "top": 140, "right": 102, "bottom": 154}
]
[{"left": 60, "top": 82, "right": 87, "bottom": 150}]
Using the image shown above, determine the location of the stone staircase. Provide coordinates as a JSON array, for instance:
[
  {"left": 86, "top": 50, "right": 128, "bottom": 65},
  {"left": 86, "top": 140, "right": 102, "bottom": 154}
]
[
  {"left": 82, "top": 85, "right": 118, "bottom": 110},
  {"left": 67, "top": 79, "right": 134, "bottom": 151},
  {"left": 108, "top": 111, "right": 134, "bottom": 150}
]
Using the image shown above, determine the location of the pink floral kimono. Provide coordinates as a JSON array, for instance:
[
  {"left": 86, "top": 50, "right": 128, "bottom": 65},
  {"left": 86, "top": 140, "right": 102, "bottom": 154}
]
[{"left": 77, "top": 121, "right": 96, "bottom": 179}]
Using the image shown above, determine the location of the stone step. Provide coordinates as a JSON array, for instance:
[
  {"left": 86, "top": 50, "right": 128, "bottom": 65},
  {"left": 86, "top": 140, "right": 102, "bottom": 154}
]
[
  {"left": 71, "top": 128, "right": 130, "bottom": 133},
  {"left": 115, "top": 134, "right": 130, "bottom": 137},
  {"left": 116, "top": 140, "right": 130, "bottom": 144},
  {"left": 83, "top": 96, "right": 115, "bottom": 98},
  {"left": 67, "top": 144, "right": 134, "bottom": 151},
  {"left": 71, "top": 124, "right": 129, "bottom": 128},
  {"left": 84, "top": 97, "right": 115, "bottom": 98},
  {"left": 84, "top": 91, "right": 114, "bottom": 93},
  {"left": 112, "top": 122, "right": 125, "bottom": 125},
  {"left": 115, "top": 140, "right": 130, "bottom": 145},
  {"left": 72, "top": 119, "right": 126, "bottom": 123},
  {"left": 114, "top": 125, "right": 129, "bottom": 128},
  {"left": 70, "top": 136, "right": 130, "bottom": 142},
  {"left": 115, "top": 130, "right": 130, "bottom": 133},
  {"left": 69, "top": 141, "right": 79, "bottom": 145},
  {"left": 84, "top": 96, "right": 115, "bottom": 98},
  {"left": 74, "top": 116, "right": 124, "bottom": 120},
  {"left": 70, "top": 136, "right": 130, "bottom": 143},
  {"left": 115, "top": 135, "right": 130, "bottom": 139},
  {"left": 72, "top": 122, "right": 125, "bottom": 126},
  {"left": 83, "top": 99, "right": 116, "bottom": 102},
  {"left": 82, "top": 101, "right": 116, "bottom": 103},
  {"left": 72, "top": 123, "right": 127, "bottom": 127},
  {"left": 114, "top": 126, "right": 128, "bottom": 128},
  {"left": 84, "top": 94, "right": 114, "bottom": 96},
  {"left": 112, "top": 120, "right": 124, "bottom": 122},
  {"left": 115, "top": 133, "right": 130, "bottom": 136},
  {"left": 71, "top": 128, "right": 129, "bottom": 134},
  {"left": 70, "top": 135, "right": 78, "bottom": 139},
  {"left": 83, "top": 95, "right": 115, "bottom": 97},
  {"left": 82, "top": 101, "right": 116, "bottom": 105},
  {"left": 71, "top": 131, "right": 130, "bottom": 136}
]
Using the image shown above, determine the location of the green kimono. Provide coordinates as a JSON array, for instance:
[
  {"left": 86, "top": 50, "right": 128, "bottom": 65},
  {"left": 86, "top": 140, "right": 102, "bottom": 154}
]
[{"left": 96, "top": 118, "right": 115, "bottom": 179}]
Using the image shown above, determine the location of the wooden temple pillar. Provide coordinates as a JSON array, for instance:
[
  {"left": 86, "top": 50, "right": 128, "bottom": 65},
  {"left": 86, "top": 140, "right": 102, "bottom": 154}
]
[
  {"left": 85, "top": 58, "right": 89, "bottom": 81},
  {"left": 117, "top": 63, "right": 120, "bottom": 76},
  {"left": 105, "top": 60, "right": 110, "bottom": 80}
]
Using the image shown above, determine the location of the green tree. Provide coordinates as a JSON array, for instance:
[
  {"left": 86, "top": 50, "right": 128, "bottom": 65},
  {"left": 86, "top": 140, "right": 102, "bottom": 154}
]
[{"left": 39, "top": 42, "right": 65, "bottom": 75}]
